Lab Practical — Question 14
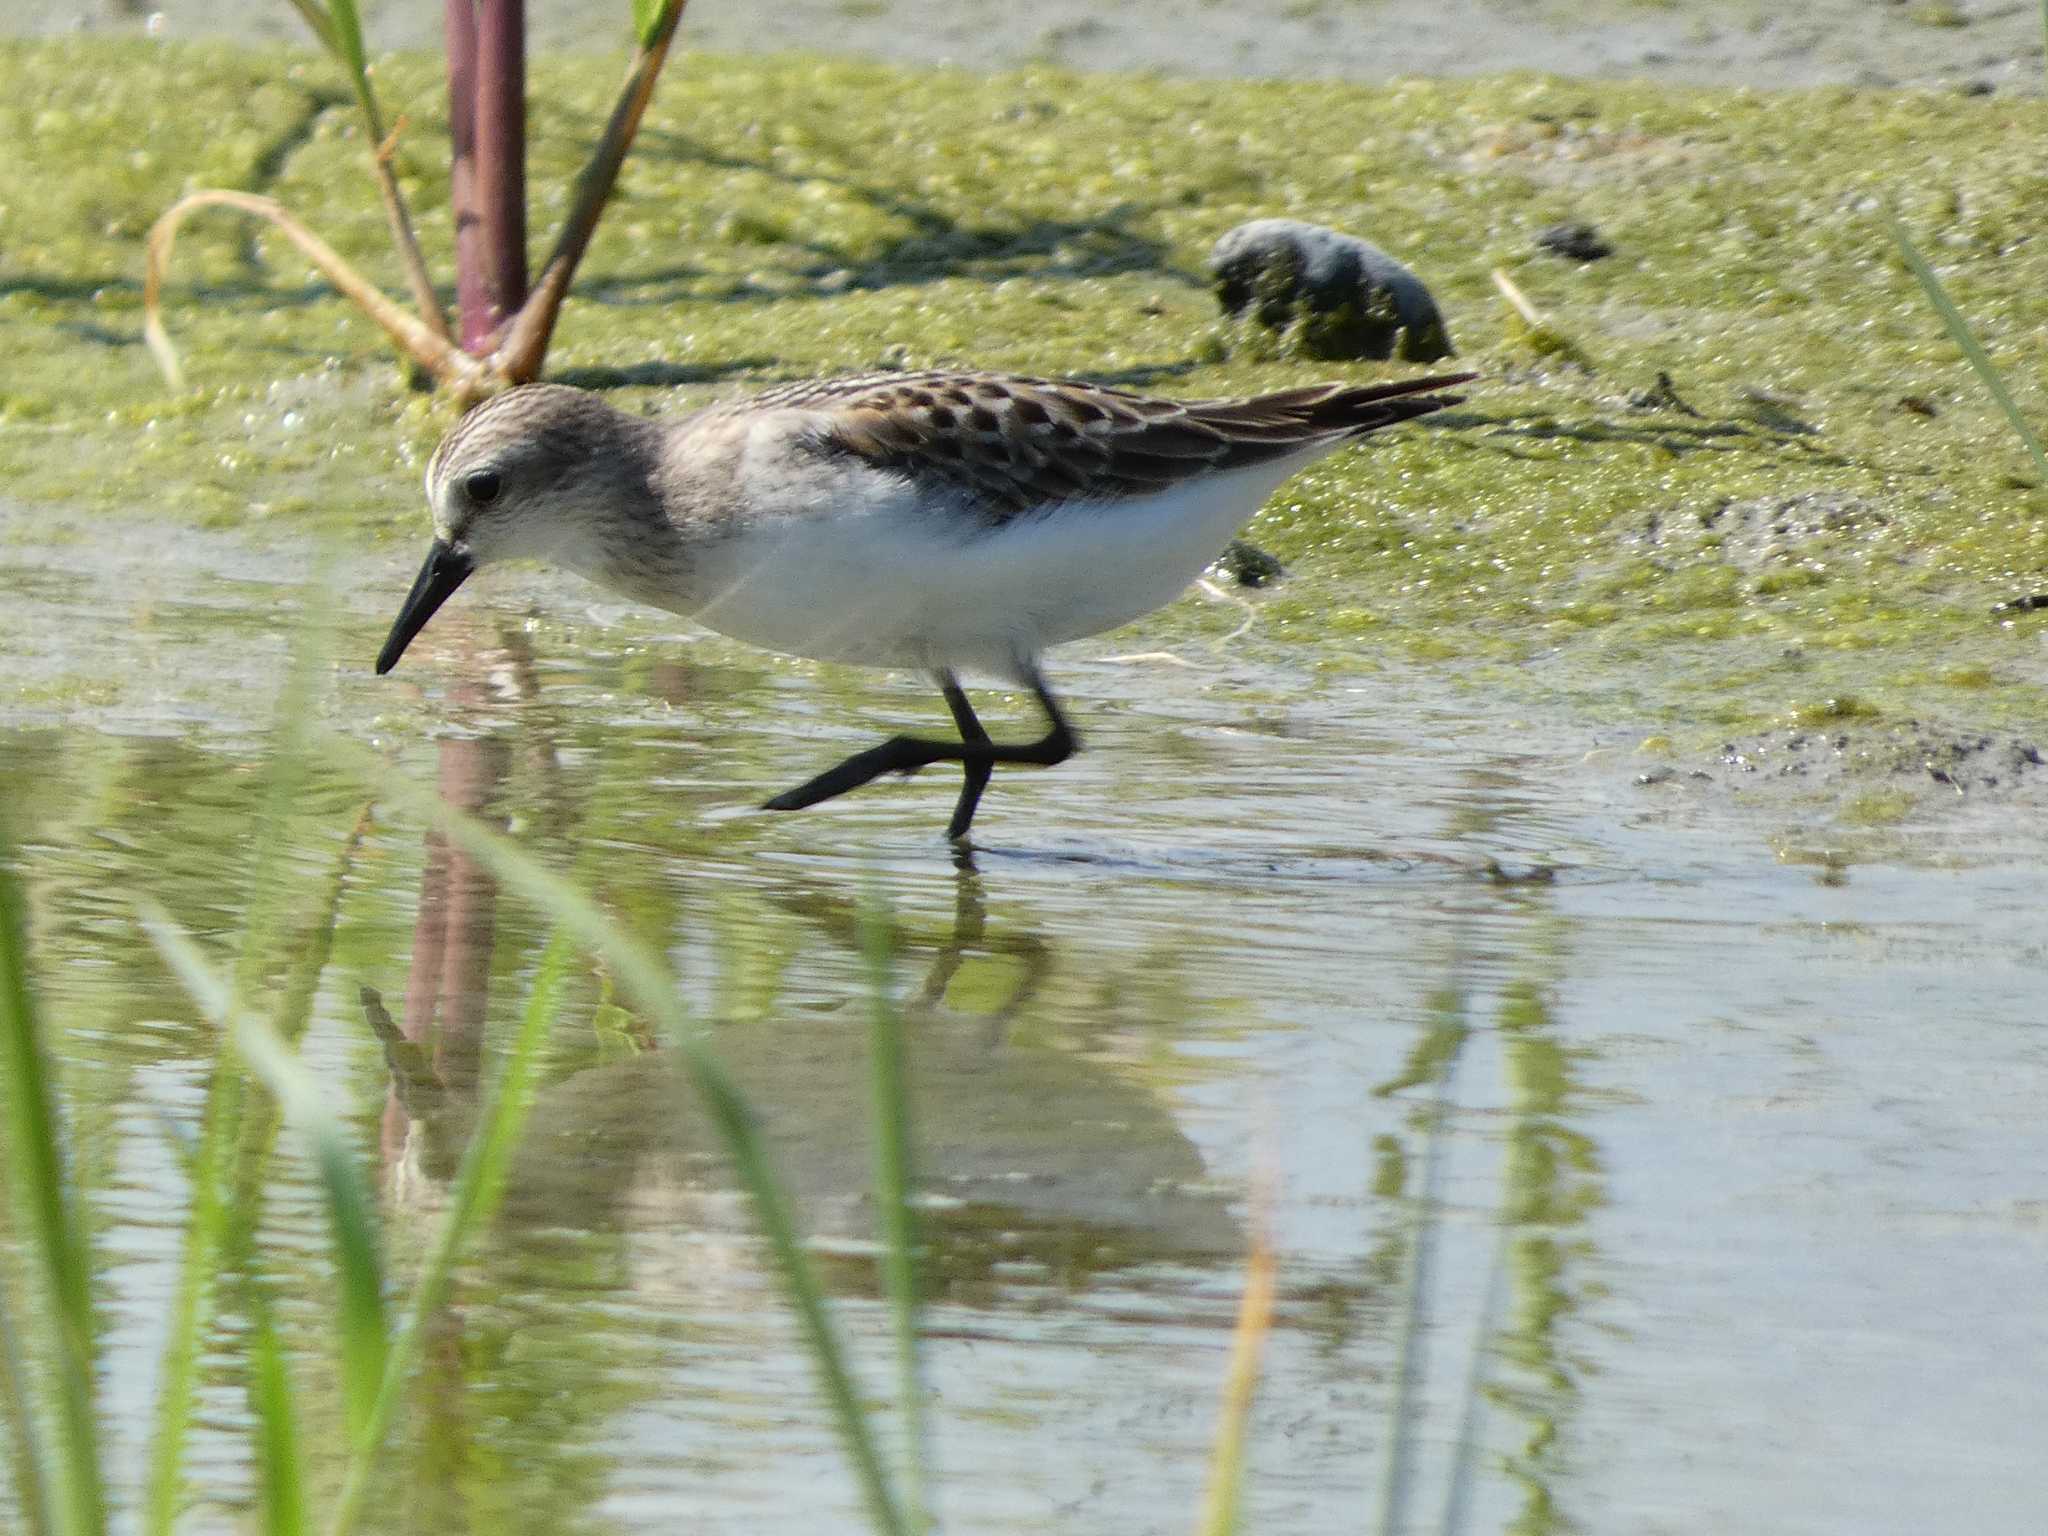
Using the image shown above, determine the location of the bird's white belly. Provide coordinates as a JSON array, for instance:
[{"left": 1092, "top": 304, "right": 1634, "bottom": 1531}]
[{"left": 682, "top": 461, "right": 1300, "bottom": 680}]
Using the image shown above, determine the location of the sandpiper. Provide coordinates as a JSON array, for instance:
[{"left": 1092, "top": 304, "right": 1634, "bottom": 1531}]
[{"left": 377, "top": 367, "right": 1473, "bottom": 839}]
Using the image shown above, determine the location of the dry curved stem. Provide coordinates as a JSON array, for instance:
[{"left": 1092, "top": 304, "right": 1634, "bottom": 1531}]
[
  {"left": 364, "top": 112, "right": 452, "bottom": 345},
  {"left": 144, "top": 190, "right": 484, "bottom": 396},
  {"left": 491, "top": 0, "right": 690, "bottom": 382}
]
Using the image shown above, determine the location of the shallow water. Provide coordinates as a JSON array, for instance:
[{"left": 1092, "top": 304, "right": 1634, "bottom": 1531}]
[
  {"left": 3, "top": 507, "right": 2045, "bottom": 1534},
  {"left": 22, "top": 0, "right": 2047, "bottom": 93}
]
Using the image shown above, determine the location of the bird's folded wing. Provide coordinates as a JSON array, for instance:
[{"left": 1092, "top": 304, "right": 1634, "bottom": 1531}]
[{"left": 754, "top": 369, "right": 1470, "bottom": 522}]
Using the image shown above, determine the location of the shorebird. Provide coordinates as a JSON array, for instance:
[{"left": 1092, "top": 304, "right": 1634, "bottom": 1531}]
[{"left": 376, "top": 368, "right": 1472, "bottom": 839}]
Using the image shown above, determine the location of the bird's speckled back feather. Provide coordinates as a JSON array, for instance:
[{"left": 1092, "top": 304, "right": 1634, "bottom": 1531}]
[{"left": 707, "top": 369, "right": 1472, "bottom": 521}]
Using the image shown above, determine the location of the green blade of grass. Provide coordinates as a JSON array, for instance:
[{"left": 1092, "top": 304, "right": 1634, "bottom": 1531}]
[
  {"left": 137, "top": 905, "right": 393, "bottom": 1458},
  {"left": 0, "top": 1256, "right": 58, "bottom": 1536},
  {"left": 1378, "top": 985, "right": 1469, "bottom": 1536},
  {"left": 275, "top": 0, "right": 452, "bottom": 345},
  {"left": 0, "top": 849, "right": 107, "bottom": 1536},
  {"left": 145, "top": 616, "right": 346, "bottom": 1534},
  {"left": 1437, "top": 1221, "right": 1510, "bottom": 1536},
  {"left": 321, "top": 929, "right": 574, "bottom": 1536},
  {"left": 858, "top": 888, "right": 929, "bottom": 1534},
  {"left": 142, "top": 899, "right": 575, "bottom": 1536},
  {"left": 246, "top": 1283, "right": 307, "bottom": 1536},
  {"left": 317, "top": 1135, "right": 389, "bottom": 1448},
  {"left": 280, "top": 0, "right": 338, "bottom": 56},
  {"left": 244, "top": 802, "right": 384, "bottom": 1441},
  {"left": 630, "top": 0, "right": 685, "bottom": 49},
  {"left": 1885, "top": 207, "right": 2048, "bottom": 483},
  {"left": 364, "top": 759, "right": 907, "bottom": 1536},
  {"left": 324, "top": 0, "right": 370, "bottom": 94},
  {"left": 143, "top": 1046, "right": 242, "bottom": 1536}
]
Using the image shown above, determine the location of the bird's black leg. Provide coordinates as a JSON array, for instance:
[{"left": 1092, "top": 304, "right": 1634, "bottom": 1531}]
[
  {"left": 939, "top": 672, "right": 995, "bottom": 841},
  {"left": 762, "top": 668, "right": 1079, "bottom": 839}
]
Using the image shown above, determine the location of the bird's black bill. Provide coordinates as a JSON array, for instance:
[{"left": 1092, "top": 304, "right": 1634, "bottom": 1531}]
[{"left": 376, "top": 539, "right": 474, "bottom": 675}]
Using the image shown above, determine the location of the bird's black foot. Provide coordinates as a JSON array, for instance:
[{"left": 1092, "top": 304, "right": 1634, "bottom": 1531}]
[
  {"left": 763, "top": 734, "right": 973, "bottom": 812},
  {"left": 762, "top": 669, "right": 1076, "bottom": 840}
]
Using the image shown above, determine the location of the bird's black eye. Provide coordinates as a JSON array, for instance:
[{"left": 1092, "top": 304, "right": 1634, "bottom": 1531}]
[{"left": 464, "top": 469, "right": 502, "bottom": 505}]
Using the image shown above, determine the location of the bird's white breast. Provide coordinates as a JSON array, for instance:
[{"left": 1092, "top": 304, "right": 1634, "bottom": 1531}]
[{"left": 680, "top": 445, "right": 1321, "bottom": 681}]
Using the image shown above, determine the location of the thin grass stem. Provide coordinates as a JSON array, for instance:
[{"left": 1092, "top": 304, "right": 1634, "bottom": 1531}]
[
  {"left": 1196, "top": 1186, "right": 1277, "bottom": 1536},
  {"left": 136, "top": 910, "right": 393, "bottom": 1536},
  {"left": 0, "top": 853, "right": 107, "bottom": 1536},
  {"left": 312, "top": 0, "right": 450, "bottom": 340},
  {"left": 0, "top": 1253, "right": 57, "bottom": 1536},
  {"left": 858, "top": 889, "right": 929, "bottom": 1532},
  {"left": 365, "top": 761, "right": 908, "bottom": 1535},
  {"left": 1378, "top": 994, "right": 1468, "bottom": 1536},
  {"left": 146, "top": 596, "right": 338, "bottom": 1536},
  {"left": 1437, "top": 1218, "right": 1509, "bottom": 1536},
  {"left": 321, "top": 929, "right": 575, "bottom": 1536},
  {"left": 144, "top": 191, "right": 479, "bottom": 394},
  {"left": 1885, "top": 208, "right": 2048, "bottom": 482},
  {"left": 631, "top": 0, "right": 685, "bottom": 47},
  {"left": 139, "top": 905, "right": 396, "bottom": 1519},
  {"left": 245, "top": 1277, "right": 307, "bottom": 1536},
  {"left": 143, "top": 1033, "right": 242, "bottom": 1536},
  {"left": 279, "top": 0, "right": 337, "bottom": 54},
  {"left": 493, "top": 1, "right": 690, "bottom": 380}
]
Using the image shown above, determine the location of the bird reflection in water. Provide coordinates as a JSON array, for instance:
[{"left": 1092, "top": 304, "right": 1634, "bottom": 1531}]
[{"left": 357, "top": 633, "right": 1237, "bottom": 1292}]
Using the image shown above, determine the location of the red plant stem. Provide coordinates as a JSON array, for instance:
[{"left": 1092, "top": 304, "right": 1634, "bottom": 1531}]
[
  {"left": 493, "top": 1, "right": 690, "bottom": 382},
  {"left": 474, "top": 0, "right": 529, "bottom": 334},
  {"left": 443, "top": 0, "right": 490, "bottom": 353}
]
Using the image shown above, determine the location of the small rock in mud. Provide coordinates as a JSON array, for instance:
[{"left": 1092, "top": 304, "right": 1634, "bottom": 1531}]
[
  {"left": 1208, "top": 219, "right": 1453, "bottom": 362},
  {"left": 1536, "top": 221, "right": 1613, "bottom": 261}
]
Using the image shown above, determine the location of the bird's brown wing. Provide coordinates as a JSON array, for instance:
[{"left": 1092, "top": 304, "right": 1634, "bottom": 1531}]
[{"left": 749, "top": 369, "right": 1473, "bottom": 521}]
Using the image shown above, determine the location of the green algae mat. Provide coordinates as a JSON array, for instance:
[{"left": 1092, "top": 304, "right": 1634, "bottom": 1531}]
[{"left": 2, "top": 38, "right": 2043, "bottom": 744}]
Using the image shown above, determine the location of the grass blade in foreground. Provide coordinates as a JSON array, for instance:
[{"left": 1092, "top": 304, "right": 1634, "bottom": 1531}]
[
  {"left": 631, "top": 0, "right": 686, "bottom": 48},
  {"left": 1196, "top": 1192, "right": 1277, "bottom": 1536},
  {"left": 1437, "top": 1224, "right": 1509, "bottom": 1536},
  {"left": 0, "top": 1255, "right": 57, "bottom": 1536},
  {"left": 144, "top": 618, "right": 357, "bottom": 1534},
  {"left": 137, "top": 905, "right": 393, "bottom": 1460},
  {"left": 0, "top": 851, "right": 107, "bottom": 1536},
  {"left": 139, "top": 904, "right": 575, "bottom": 1536},
  {"left": 246, "top": 1284, "right": 308, "bottom": 1536},
  {"left": 1885, "top": 209, "right": 2048, "bottom": 482},
  {"left": 366, "top": 759, "right": 908, "bottom": 1536},
  {"left": 322, "top": 935, "right": 575, "bottom": 1536},
  {"left": 859, "top": 890, "right": 929, "bottom": 1532}
]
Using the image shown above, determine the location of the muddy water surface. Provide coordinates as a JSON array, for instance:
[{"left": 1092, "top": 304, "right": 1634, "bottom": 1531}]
[{"left": 3, "top": 507, "right": 2044, "bottom": 1534}]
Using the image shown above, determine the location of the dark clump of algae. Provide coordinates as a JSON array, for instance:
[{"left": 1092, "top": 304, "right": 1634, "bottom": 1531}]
[{"left": 2, "top": 37, "right": 2045, "bottom": 765}]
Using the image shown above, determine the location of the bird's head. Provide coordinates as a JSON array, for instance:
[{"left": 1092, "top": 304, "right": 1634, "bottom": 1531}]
[{"left": 376, "top": 384, "right": 660, "bottom": 674}]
